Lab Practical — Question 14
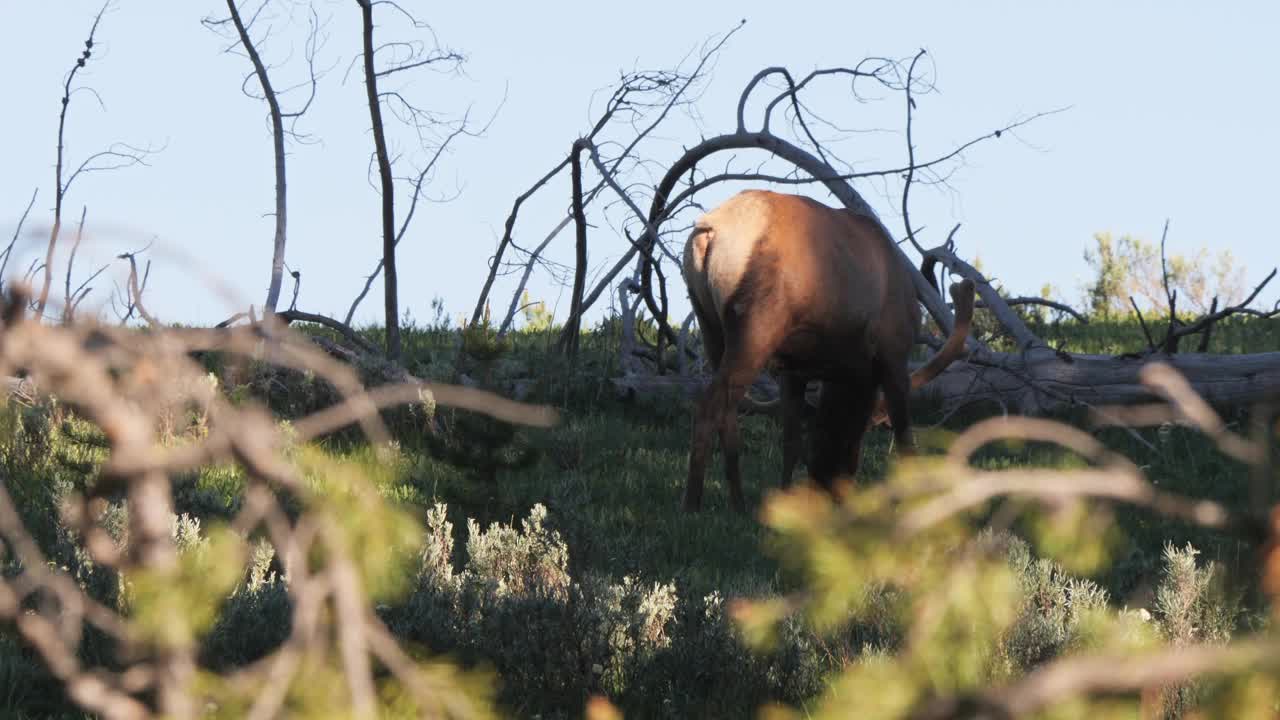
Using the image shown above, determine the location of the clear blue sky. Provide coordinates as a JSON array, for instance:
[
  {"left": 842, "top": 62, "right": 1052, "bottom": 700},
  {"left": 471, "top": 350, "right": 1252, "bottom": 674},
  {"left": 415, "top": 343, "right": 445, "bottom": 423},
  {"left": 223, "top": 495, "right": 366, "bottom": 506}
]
[{"left": 3, "top": 1, "right": 1277, "bottom": 328}]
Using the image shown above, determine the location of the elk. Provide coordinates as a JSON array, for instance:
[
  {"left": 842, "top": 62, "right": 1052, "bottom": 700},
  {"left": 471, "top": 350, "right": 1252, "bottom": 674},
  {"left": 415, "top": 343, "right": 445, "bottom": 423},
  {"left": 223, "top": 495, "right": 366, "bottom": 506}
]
[{"left": 681, "top": 189, "right": 976, "bottom": 512}]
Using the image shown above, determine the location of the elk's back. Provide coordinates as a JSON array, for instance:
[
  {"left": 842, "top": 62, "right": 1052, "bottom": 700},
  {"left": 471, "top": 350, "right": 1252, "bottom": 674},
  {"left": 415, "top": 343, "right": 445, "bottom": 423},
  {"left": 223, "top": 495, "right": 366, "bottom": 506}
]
[{"left": 683, "top": 190, "right": 896, "bottom": 339}]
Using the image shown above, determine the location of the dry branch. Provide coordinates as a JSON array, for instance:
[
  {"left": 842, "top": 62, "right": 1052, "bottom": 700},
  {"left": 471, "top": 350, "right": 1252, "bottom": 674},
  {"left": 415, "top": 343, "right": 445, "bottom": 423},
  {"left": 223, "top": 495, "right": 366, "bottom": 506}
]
[
  {"left": 1, "top": 188, "right": 38, "bottom": 292},
  {"left": 1163, "top": 268, "right": 1278, "bottom": 347},
  {"left": 979, "top": 296, "right": 1088, "bottom": 324},
  {"left": 275, "top": 308, "right": 378, "bottom": 355},
  {"left": 344, "top": 110, "right": 488, "bottom": 326}
]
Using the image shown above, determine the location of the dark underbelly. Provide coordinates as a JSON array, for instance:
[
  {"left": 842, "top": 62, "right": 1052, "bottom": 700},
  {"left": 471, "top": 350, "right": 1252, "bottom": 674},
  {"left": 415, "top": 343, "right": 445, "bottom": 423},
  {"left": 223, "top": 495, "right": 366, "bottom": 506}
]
[{"left": 772, "top": 326, "right": 875, "bottom": 380}]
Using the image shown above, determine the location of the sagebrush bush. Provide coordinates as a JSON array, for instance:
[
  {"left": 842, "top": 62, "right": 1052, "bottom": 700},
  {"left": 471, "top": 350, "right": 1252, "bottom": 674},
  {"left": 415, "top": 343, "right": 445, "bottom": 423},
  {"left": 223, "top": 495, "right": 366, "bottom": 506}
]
[
  {"left": 978, "top": 530, "right": 1113, "bottom": 677},
  {"left": 200, "top": 538, "right": 291, "bottom": 670},
  {"left": 1151, "top": 542, "right": 1245, "bottom": 716},
  {"left": 379, "top": 504, "right": 1204, "bottom": 718}
]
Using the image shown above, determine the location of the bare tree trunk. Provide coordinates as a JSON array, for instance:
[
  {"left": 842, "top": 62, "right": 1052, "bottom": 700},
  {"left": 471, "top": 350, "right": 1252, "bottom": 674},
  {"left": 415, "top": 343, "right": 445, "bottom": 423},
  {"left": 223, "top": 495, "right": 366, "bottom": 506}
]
[
  {"left": 0, "top": 189, "right": 37, "bottom": 292},
  {"left": 557, "top": 140, "right": 589, "bottom": 357},
  {"left": 471, "top": 160, "right": 571, "bottom": 330},
  {"left": 225, "top": 0, "right": 288, "bottom": 314},
  {"left": 357, "top": 0, "right": 400, "bottom": 361}
]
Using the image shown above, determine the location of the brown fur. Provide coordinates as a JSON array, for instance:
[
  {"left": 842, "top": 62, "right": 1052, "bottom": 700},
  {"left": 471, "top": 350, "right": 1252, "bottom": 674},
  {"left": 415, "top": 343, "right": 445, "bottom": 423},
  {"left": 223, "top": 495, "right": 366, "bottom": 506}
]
[{"left": 681, "top": 189, "right": 975, "bottom": 512}]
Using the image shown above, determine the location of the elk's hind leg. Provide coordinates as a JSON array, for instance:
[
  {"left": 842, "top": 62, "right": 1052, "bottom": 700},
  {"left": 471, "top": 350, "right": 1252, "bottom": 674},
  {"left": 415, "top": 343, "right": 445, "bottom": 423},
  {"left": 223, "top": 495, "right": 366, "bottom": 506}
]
[
  {"left": 719, "top": 399, "right": 746, "bottom": 512},
  {"left": 686, "top": 312, "right": 788, "bottom": 512},
  {"left": 685, "top": 376, "right": 725, "bottom": 512},
  {"left": 684, "top": 295, "right": 726, "bottom": 513},
  {"left": 878, "top": 358, "right": 915, "bottom": 458},
  {"left": 779, "top": 371, "right": 806, "bottom": 490},
  {"left": 810, "top": 378, "right": 877, "bottom": 501},
  {"left": 685, "top": 345, "right": 776, "bottom": 513}
]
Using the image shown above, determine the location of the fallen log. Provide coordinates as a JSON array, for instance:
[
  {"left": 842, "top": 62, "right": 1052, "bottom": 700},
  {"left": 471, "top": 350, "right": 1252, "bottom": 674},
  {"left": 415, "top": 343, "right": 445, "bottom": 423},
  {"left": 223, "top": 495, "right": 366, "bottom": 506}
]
[
  {"left": 611, "top": 349, "right": 1280, "bottom": 418},
  {"left": 924, "top": 349, "right": 1280, "bottom": 416}
]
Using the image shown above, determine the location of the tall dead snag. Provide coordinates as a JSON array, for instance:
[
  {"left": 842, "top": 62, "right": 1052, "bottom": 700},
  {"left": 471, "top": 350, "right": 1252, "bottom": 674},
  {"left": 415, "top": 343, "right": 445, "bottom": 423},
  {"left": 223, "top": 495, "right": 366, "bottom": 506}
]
[
  {"left": 36, "top": 1, "right": 152, "bottom": 321},
  {"left": 352, "top": 0, "right": 474, "bottom": 361},
  {"left": 556, "top": 140, "right": 590, "bottom": 358},
  {"left": 203, "top": 1, "right": 326, "bottom": 315},
  {"left": 356, "top": 0, "right": 399, "bottom": 360}
]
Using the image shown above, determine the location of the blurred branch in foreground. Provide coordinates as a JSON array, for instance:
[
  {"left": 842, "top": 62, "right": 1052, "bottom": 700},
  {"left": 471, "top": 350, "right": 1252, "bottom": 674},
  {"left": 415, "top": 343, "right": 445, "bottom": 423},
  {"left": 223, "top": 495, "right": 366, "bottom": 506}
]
[
  {"left": 741, "top": 361, "right": 1279, "bottom": 720},
  {"left": 0, "top": 281, "right": 556, "bottom": 719}
]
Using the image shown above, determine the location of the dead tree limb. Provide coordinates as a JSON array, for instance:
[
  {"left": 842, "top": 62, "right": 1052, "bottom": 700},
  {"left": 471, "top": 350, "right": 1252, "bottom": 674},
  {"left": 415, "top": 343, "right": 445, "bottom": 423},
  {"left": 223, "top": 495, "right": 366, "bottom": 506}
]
[
  {"left": 285, "top": 264, "right": 301, "bottom": 310},
  {"left": 899, "top": 49, "right": 930, "bottom": 257},
  {"left": 472, "top": 158, "right": 573, "bottom": 331},
  {"left": 497, "top": 224, "right": 560, "bottom": 335},
  {"left": 60, "top": 205, "right": 108, "bottom": 323},
  {"left": 922, "top": 350, "right": 1280, "bottom": 416},
  {"left": 343, "top": 108, "right": 491, "bottom": 326},
  {"left": 623, "top": 57, "right": 1065, "bottom": 356},
  {"left": 1164, "top": 268, "right": 1278, "bottom": 345},
  {"left": 59, "top": 205, "right": 89, "bottom": 323},
  {"left": 981, "top": 296, "right": 1089, "bottom": 323},
  {"left": 110, "top": 251, "right": 150, "bottom": 327},
  {"left": 275, "top": 308, "right": 377, "bottom": 355},
  {"left": 1156, "top": 218, "right": 1180, "bottom": 352},
  {"left": 622, "top": 57, "right": 1061, "bottom": 353},
  {"left": 472, "top": 23, "right": 744, "bottom": 330}
]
